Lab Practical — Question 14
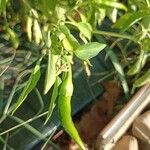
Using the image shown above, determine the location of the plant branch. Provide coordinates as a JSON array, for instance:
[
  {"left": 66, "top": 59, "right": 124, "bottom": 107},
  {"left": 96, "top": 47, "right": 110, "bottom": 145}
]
[{"left": 93, "top": 30, "right": 135, "bottom": 42}]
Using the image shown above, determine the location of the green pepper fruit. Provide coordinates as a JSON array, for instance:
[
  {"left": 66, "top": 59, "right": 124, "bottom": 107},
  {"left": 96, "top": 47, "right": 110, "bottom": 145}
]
[{"left": 58, "top": 67, "right": 86, "bottom": 150}]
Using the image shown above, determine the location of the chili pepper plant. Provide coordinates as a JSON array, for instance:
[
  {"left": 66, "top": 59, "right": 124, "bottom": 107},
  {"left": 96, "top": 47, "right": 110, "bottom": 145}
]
[{"left": 0, "top": 0, "right": 150, "bottom": 149}]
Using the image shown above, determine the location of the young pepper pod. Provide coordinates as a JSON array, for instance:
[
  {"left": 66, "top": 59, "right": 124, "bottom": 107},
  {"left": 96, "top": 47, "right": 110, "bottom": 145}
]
[{"left": 58, "top": 67, "right": 86, "bottom": 150}]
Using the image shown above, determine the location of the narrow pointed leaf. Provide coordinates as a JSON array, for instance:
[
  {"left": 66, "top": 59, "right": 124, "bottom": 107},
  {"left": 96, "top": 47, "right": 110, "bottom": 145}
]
[
  {"left": 59, "top": 25, "right": 80, "bottom": 49},
  {"left": 113, "top": 11, "right": 150, "bottom": 32},
  {"left": 44, "top": 50, "right": 59, "bottom": 94},
  {"left": 27, "top": 16, "right": 33, "bottom": 42},
  {"left": 127, "top": 50, "right": 146, "bottom": 76},
  {"left": 95, "top": 0, "right": 127, "bottom": 11},
  {"left": 12, "top": 60, "right": 41, "bottom": 114},
  {"left": 134, "top": 70, "right": 150, "bottom": 87},
  {"left": 33, "top": 19, "right": 42, "bottom": 44},
  {"left": 107, "top": 49, "right": 129, "bottom": 96},
  {"left": 45, "top": 76, "right": 61, "bottom": 124},
  {"left": 6, "top": 27, "right": 19, "bottom": 49},
  {"left": 94, "top": 35, "right": 129, "bottom": 96}
]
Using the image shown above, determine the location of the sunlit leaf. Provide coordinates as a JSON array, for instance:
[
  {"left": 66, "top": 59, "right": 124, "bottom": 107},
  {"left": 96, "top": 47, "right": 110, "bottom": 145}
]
[
  {"left": 26, "top": 16, "right": 33, "bottom": 42},
  {"left": 59, "top": 25, "right": 80, "bottom": 49},
  {"left": 33, "top": 19, "right": 42, "bottom": 44},
  {"left": 95, "top": 0, "right": 127, "bottom": 11},
  {"left": 75, "top": 42, "right": 106, "bottom": 60},
  {"left": 107, "top": 8, "right": 118, "bottom": 23},
  {"left": 62, "top": 37, "right": 73, "bottom": 52},
  {"left": 142, "top": 38, "right": 150, "bottom": 52},
  {"left": 78, "top": 11, "right": 87, "bottom": 22},
  {"left": 44, "top": 50, "right": 59, "bottom": 94},
  {"left": 76, "top": 22, "right": 92, "bottom": 40},
  {"left": 113, "top": 11, "right": 150, "bottom": 32},
  {"left": 127, "top": 50, "right": 146, "bottom": 76},
  {"left": 134, "top": 70, "right": 150, "bottom": 87},
  {"left": 6, "top": 27, "right": 19, "bottom": 49},
  {"left": 45, "top": 76, "right": 61, "bottom": 124}
]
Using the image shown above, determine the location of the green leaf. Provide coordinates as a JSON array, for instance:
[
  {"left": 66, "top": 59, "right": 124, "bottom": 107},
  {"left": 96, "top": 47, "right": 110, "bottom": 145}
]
[
  {"left": 45, "top": 76, "right": 61, "bottom": 124},
  {"left": 59, "top": 25, "right": 80, "bottom": 49},
  {"left": 66, "top": 34, "right": 80, "bottom": 50},
  {"left": 26, "top": 16, "right": 33, "bottom": 42},
  {"left": 6, "top": 27, "right": 19, "bottom": 49},
  {"left": 46, "top": 30, "right": 51, "bottom": 48},
  {"left": 95, "top": 0, "right": 127, "bottom": 11},
  {"left": 94, "top": 35, "right": 129, "bottom": 96},
  {"left": 42, "top": 0, "right": 57, "bottom": 13},
  {"left": 78, "top": 12, "right": 87, "bottom": 22},
  {"left": 74, "top": 42, "right": 106, "bottom": 60},
  {"left": 33, "top": 19, "right": 42, "bottom": 44},
  {"left": 142, "top": 38, "right": 150, "bottom": 52},
  {"left": 62, "top": 37, "right": 74, "bottom": 52},
  {"left": 107, "top": 8, "right": 118, "bottom": 23},
  {"left": 113, "top": 11, "right": 150, "bottom": 32},
  {"left": 0, "top": 0, "right": 7, "bottom": 14},
  {"left": 44, "top": 50, "right": 59, "bottom": 94},
  {"left": 127, "top": 50, "right": 146, "bottom": 76},
  {"left": 142, "top": 15, "right": 150, "bottom": 29},
  {"left": 12, "top": 60, "right": 41, "bottom": 114},
  {"left": 107, "top": 49, "right": 129, "bottom": 96},
  {"left": 59, "top": 25, "right": 70, "bottom": 35},
  {"left": 76, "top": 22, "right": 92, "bottom": 40},
  {"left": 134, "top": 70, "right": 150, "bottom": 87},
  {"left": 113, "top": 13, "right": 132, "bottom": 29}
]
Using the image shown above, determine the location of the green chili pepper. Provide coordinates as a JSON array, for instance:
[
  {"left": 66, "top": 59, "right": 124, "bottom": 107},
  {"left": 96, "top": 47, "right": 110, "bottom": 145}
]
[{"left": 58, "top": 67, "right": 85, "bottom": 150}]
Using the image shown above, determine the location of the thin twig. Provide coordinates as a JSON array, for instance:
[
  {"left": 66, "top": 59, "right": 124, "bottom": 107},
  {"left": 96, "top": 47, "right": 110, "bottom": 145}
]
[
  {"left": 0, "top": 49, "right": 16, "bottom": 77},
  {"left": 34, "top": 88, "right": 44, "bottom": 115},
  {"left": 40, "top": 129, "right": 57, "bottom": 150},
  {"left": 10, "top": 116, "right": 60, "bottom": 150},
  {"left": 93, "top": 30, "right": 135, "bottom": 42},
  {"left": 0, "top": 111, "right": 48, "bottom": 136},
  {"left": 3, "top": 70, "right": 32, "bottom": 115}
]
